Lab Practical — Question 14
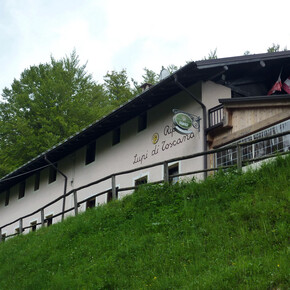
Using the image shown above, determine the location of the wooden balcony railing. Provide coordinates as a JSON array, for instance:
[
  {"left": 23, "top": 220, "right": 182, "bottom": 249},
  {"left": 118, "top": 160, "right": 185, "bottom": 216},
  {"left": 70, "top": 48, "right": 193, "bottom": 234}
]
[{"left": 208, "top": 104, "right": 224, "bottom": 128}]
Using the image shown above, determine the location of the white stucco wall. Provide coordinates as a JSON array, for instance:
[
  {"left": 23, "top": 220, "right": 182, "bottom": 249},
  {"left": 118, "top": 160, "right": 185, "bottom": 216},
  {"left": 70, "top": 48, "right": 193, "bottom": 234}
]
[
  {"left": 202, "top": 81, "right": 231, "bottom": 111},
  {"left": 0, "top": 82, "right": 223, "bottom": 237}
]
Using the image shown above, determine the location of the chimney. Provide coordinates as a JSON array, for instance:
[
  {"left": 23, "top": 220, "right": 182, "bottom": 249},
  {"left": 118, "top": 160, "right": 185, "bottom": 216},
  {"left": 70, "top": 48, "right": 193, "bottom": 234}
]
[{"left": 140, "top": 83, "right": 153, "bottom": 92}]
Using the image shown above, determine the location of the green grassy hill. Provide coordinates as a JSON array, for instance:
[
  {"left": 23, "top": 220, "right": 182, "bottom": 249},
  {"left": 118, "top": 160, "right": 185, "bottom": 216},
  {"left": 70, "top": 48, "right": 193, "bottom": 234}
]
[{"left": 0, "top": 156, "right": 289, "bottom": 289}]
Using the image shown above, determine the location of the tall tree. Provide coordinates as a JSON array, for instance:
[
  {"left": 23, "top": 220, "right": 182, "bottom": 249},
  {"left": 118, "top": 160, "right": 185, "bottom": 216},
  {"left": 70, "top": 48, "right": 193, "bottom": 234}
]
[
  {"left": 132, "top": 65, "right": 178, "bottom": 93},
  {"left": 103, "top": 69, "right": 134, "bottom": 108},
  {"left": 0, "top": 51, "right": 106, "bottom": 177},
  {"left": 142, "top": 68, "right": 159, "bottom": 85},
  {"left": 267, "top": 43, "right": 281, "bottom": 53},
  {"left": 166, "top": 64, "right": 179, "bottom": 74},
  {"left": 131, "top": 68, "right": 159, "bottom": 95},
  {"left": 204, "top": 48, "right": 218, "bottom": 60},
  {"left": 267, "top": 43, "right": 287, "bottom": 53}
]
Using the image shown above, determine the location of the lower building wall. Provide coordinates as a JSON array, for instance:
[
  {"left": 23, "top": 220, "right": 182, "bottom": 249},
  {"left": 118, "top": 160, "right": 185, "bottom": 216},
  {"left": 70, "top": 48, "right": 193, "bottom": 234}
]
[
  {"left": 2, "top": 96, "right": 289, "bottom": 238},
  {"left": 0, "top": 90, "right": 207, "bottom": 237}
]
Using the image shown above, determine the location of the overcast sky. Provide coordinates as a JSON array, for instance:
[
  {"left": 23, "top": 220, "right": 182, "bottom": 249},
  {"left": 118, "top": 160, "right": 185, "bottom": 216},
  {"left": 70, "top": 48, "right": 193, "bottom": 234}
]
[{"left": 1, "top": 0, "right": 290, "bottom": 97}]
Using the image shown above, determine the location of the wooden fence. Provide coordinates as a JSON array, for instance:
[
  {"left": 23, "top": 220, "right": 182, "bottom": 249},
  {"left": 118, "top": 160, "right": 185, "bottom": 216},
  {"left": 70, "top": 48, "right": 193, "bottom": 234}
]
[{"left": 1, "top": 130, "right": 289, "bottom": 242}]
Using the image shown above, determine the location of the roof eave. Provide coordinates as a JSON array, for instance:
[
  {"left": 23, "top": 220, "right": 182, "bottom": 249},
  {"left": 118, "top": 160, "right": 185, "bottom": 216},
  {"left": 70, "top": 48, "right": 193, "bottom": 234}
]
[{"left": 219, "top": 94, "right": 290, "bottom": 104}]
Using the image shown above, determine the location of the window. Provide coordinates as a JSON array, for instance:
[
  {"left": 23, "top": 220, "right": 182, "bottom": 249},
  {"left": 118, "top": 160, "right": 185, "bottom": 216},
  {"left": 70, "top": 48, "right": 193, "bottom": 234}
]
[
  {"left": 216, "top": 120, "right": 290, "bottom": 167},
  {"left": 5, "top": 189, "right": 10, "bottom": 206},
  {"left": 46, "top": 215, "right": 53, "bottom": 227},
  {"left": 30, "top": 221, "right": 37, "bottom": 232},
  {"left": 107, "top": 188, "right": 118, "bottom": 203},
  {"left": 138, "top": 113, "right": 147, "bottom": 132},
  {"left": 112, "top": 128, "right": 120, "bottom": 146},
  {"left": 86, "top": 198, "right": 96, "bottom": 209},
  {"left": 34, "top": 171, "right": 40, "bottom": 191},
  {"left": 49, "top": 164, "right": 57, "bottom": 184},
  {"left": 85, "top": 141, "right": 96, "bottom": 165},
  {"left": 107, "top": 190, "right": 113, "bottom": 203},
  {"left": 169, "top": 164, "right": 179, "bottom": 184},
  {"left": 18, "top": 181, "right": 25, "bottom": 199},
  {"left": 1, "top": 233, "right": 6, "bottom": 242},
  {"left": 135, "top": 176, "right": 148, "bottom": 186}
]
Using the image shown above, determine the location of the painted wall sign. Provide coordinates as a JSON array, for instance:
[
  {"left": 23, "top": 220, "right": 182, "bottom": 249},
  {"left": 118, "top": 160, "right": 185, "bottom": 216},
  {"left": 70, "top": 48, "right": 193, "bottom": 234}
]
[
  {"left": 133, "top": 124, "right": 195, "bottom": 165},
  {"left": 172, "top": 109, "right": 201, "bottom": 135},
  {"left": 152, "top": 133, "right": 159, "bottom": 144}
]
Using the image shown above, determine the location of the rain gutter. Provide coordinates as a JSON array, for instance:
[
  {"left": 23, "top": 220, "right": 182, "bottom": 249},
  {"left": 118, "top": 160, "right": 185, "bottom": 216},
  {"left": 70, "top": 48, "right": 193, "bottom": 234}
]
[
  {"left": 174, "top": 74, "right": 208, "bottom": 179},
  {"left": 44, "top": 155, "right": 67, "bottom": 222}
]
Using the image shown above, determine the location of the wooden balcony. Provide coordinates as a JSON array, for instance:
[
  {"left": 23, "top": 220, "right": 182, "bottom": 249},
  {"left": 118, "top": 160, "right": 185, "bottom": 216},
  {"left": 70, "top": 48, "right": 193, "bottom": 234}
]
[{"left": 208, "top": 105, "right": 224, "bottom": 129}]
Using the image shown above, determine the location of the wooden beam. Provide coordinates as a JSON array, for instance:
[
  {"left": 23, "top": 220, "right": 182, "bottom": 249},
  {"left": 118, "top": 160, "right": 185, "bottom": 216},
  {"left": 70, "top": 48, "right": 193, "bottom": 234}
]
[
  {"left": 163, "top": 161, "right": 169, "bottom": 183},
  {"left": 208, "top": 67, "right": 228, "bottom": 81},
  {"left": 19, "top": 219, "right": 23, "bottom": 234},
  {"left": 112, "top": 175, "right": 117, "bottom": 199},
  {"left": 224, "top": 83, "right": 251, "bottom": 96},
  {"left": 73, "top": 190, "right": 78, "bottom": 216},
  {"left": 230, "top": 76, "right": 267, "bottom": 86},
  {"left": 41, "top": 209, "right": 44, "bottom": 227}
]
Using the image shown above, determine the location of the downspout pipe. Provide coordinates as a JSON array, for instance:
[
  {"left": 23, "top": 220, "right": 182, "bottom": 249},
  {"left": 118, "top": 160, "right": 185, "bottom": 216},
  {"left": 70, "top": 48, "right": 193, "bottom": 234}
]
[
  {"left": 174, "top": 75, "right": 208, "bottom": 179},
  {"left": 44, "top": 155, "right": 68, "bottom": 221}
]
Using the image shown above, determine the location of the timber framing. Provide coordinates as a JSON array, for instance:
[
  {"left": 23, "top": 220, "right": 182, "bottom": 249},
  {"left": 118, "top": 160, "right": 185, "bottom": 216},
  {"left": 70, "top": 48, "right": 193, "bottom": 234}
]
[{"left": 209, "top": 95, "right": 290, "bottom": 148}]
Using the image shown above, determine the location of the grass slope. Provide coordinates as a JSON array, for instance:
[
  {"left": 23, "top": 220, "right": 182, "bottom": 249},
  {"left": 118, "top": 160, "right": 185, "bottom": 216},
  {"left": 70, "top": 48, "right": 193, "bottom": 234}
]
[{"left": 0, "top": 156, "right": 289, "bottom": 289}]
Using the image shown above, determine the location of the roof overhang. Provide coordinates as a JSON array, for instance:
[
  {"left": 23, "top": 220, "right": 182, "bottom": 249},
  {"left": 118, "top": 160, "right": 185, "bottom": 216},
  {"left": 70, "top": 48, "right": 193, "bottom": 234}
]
[{"left": 219, "top": 94, "right": 290, "bottom": 107}]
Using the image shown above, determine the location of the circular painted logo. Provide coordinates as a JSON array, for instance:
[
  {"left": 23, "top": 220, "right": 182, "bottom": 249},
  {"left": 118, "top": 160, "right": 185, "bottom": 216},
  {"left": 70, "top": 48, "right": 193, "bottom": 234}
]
[
  {"left": 173, "top": 113, "right": 192, "bottom": 130},
  {"left": 152, "top": 133, "right": 159, "bottom": 144}
]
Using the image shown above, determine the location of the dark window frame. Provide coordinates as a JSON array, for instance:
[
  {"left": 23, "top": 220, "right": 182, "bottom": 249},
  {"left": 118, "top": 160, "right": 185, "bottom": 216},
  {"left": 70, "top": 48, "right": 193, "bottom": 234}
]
[
  {"left": 169, "top": 164, "right": 179, "bottom": 184},
  {"left": 5, "top": 189, "right": 10, "bottom": 206},
  {"left": 1, "top": 233, "right": 6, "bottom": 242},
  {"left": 107, "top": 190, "right": 113, "bottom": 203},
  {"left": 85, "top": 141, "right": 96, "bottom": 165},
  {"left": 34, "top": 171, "right": 40, "bottom": 191},
  {"left": 112, "top": 128, "right": 120, "bottom": 146},
  {"left": 18, "top": 181, "right": 25, "bottom": 199},
  {"left": 30, "top": 221, "right": 37, "bottom": 232},
  {"left": 48, "top": 164, "right": 57, "bottom": 184},
  {"left": 107, "top": 187, "right": 119, "bottom": 203},
  {"left": 86, "top": 197, "right": 96, "bottom": 209},
  {"left": 46, "top": 215, "right": 53, "bottom": 227},
  {"left": 135, "top": 175, "right": 148, "bottom": 186},
  {"left": 138, "top": 112, "right": 147, "bottom": 132}
]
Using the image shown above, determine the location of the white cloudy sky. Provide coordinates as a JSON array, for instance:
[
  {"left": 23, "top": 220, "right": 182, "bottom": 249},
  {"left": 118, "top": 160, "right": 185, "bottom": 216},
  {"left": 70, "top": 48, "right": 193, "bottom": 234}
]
[{"left": 1, "top": 0, "right": 290, "bottom": 96}]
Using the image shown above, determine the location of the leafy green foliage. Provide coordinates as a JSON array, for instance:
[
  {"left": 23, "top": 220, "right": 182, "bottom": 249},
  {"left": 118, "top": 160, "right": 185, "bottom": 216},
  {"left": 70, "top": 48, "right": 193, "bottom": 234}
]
[
  {"left": 131, "top": 68, "right": 160, "bottom": 95},
  {"left": 267, "top": 43, "right": 287, "bottom": 53},
  {"left": 166, "top": 64, "right": 179, "bottom": 74},
  {"left": 267, "top": 43, "right": 281, "bottom": 53},
  {"left": 103, "top": 69, "right": 134, "bottom": 108},
  {"left": 132, "top": 66, "right": 179, "bottom": 93},
  {"left": 0, "top": 51, "right": 107, "bottom": 177},
  {"left": 0, "top": 156, "right": 289, "bottom": 289},
  {"left": 141, "top": 68, "right": 159, "bottom": 85},
  {"left": 0, "top": 51, "right": 179, "bottom": 178},
  {"left": 204, "top": 48, "right": 218, "bottom": 60}
]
